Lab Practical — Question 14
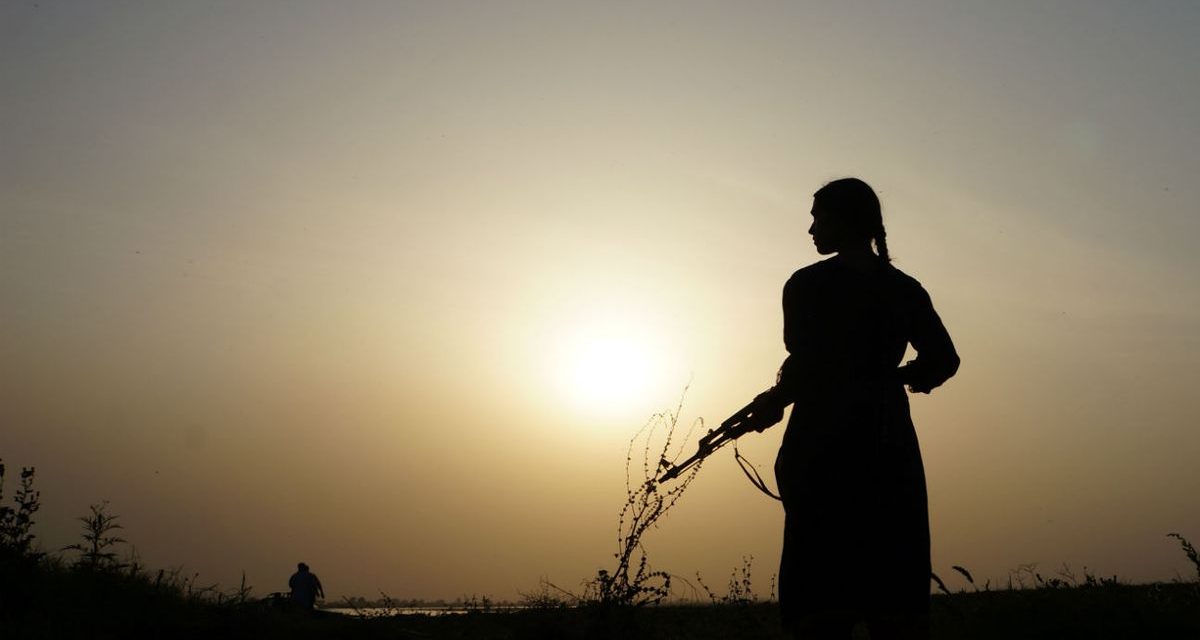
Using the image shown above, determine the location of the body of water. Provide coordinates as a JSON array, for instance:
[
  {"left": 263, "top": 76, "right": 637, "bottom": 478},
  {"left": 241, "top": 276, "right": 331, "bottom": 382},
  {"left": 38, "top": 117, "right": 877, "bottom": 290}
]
[{"left": 324, "top": 605, "right": 530, "bottom": 617}]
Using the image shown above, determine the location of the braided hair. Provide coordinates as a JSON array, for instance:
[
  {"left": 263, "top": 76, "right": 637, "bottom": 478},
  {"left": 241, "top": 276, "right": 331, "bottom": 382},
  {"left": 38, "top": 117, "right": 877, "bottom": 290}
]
[
  {"left": 813, "top": 177, "right": 891, "bottom": 264},
  {"left": 874, "top": 228, "right": 891, "bottom": 263}
]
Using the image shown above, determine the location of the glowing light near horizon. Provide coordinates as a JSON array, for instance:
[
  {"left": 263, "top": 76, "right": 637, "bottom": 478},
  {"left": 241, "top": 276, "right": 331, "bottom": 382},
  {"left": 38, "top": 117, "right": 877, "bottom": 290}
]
[
  {"left": 573, "top": 336, "right": 650, "bottom": 397},
  {"left": 555, "top": 334, "right": 662, "bottom": 417}
]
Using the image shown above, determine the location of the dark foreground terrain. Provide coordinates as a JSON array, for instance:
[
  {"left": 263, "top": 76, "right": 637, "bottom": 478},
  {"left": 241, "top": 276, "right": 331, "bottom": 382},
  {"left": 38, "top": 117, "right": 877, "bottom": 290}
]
[
  {"left": 4, "top": 466, "right": 1198, "bottom": 638},
  {"left": 3, "top": 571, "right": 1198, "bottom": 640}
]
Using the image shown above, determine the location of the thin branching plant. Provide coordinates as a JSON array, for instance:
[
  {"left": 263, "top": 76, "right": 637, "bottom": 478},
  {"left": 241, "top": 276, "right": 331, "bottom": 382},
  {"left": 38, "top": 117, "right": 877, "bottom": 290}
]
[
  {"left": 1168, "top": 532, "right": 1200, "bottom": 582},
  {"left": 696, "top": 556, "right": 763, "bottom": 605},
  {"left": 575, "top": 391, "right": 706, "bottom": 607}
]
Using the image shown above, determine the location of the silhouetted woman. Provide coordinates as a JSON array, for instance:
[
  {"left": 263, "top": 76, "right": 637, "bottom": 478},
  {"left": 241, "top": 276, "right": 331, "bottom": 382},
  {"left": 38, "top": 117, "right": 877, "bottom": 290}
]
[{"left": 742, "top": 178, "right": 959, "bottom": 639}]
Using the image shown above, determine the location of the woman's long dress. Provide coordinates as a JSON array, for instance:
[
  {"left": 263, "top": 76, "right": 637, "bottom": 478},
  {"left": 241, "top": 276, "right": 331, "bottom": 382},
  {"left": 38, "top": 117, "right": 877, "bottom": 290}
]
[{"left": 773, "top": 257, "right": 959, "bottom": 626}]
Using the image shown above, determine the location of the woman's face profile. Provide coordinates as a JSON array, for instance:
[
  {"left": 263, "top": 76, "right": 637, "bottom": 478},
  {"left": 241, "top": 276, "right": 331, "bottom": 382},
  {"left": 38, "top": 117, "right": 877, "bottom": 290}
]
[{"left": 808, "top": 204, "right": 845, "bottom": 255}]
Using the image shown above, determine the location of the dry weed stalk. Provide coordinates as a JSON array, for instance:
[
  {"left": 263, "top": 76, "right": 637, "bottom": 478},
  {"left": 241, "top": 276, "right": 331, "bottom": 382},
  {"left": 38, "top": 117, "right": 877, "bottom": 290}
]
[{"left": 586, "top": 391, "right": 705, "bottom": 607}]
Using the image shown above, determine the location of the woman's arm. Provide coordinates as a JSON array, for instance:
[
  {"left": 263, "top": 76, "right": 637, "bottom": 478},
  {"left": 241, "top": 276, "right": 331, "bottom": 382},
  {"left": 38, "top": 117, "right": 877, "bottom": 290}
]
[
  {"left": 773, "top": 272, "right": 815, "bottom": 406},
  {"left": 727, "top": 275, "right": 809, "bottom": 432},
  {"left": 897, "top": 285, "right": 960, "bottom": 393}
]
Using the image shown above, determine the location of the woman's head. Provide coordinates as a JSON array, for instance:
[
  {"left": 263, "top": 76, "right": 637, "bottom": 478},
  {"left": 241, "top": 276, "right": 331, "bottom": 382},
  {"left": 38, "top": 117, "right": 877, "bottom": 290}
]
[{"left": 809, "top": 177, "right": 890, "bottom": 262}]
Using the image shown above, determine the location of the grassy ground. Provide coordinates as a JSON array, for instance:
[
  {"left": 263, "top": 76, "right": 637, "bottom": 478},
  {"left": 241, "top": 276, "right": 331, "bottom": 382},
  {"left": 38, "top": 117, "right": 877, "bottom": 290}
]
[
  {"left": 5, "top": 463, "right": 1199, "bottom": 639},
  {"left": 3, "top": 571, "right": 1198, "bottom": 640}
]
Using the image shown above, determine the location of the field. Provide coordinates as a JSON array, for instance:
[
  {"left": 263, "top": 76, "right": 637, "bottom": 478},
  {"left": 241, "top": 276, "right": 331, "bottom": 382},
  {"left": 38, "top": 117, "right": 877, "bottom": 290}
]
[
  {"left": 4, "top": 452, "right": 1200, "bottom": 639},
  {"left": 2, "top": 576, "right": 1199, "bottom": 639}
]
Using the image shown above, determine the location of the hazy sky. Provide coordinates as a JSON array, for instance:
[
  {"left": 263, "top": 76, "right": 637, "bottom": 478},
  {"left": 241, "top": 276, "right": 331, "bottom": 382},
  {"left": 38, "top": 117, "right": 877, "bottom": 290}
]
[{"left": 3, "top": 1, "right": 1199, "bottom": 600}]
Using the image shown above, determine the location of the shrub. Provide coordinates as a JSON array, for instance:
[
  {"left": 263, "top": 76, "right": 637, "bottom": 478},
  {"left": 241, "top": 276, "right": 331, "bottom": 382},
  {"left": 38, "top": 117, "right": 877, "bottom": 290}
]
[{"left": 0, "top": 460, "right": 42, "bottom": 562}]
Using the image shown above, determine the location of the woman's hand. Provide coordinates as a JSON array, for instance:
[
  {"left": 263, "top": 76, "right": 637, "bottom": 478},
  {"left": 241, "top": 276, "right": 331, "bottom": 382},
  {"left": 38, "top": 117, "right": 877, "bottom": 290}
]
[
  {"left": 897, "top": 361, "right": 935, "bottom": 394},
  {"left": 741, "top": 388, "right": 787, "bottom": 432}
]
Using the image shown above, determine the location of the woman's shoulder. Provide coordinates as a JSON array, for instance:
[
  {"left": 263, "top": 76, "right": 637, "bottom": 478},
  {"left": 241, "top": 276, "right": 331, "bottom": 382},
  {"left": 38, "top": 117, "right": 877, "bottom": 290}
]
[
  {"left": 783, "top": 259, "right": 837, "bottom": 300},
  {"left": 883, "top": 264, "right": 923, "bottom": 288},
  {"left": 785, "top": 257, "right": 839, "bottom": 285},
  {"left": 881, "top": 265, "right": 935, "bottom": 306},
  {"left": 785, "top": 259, "right": 929, "bottom": 299},
  {"left": 786, "top": 257, "right": 920, "bottom": 284}
]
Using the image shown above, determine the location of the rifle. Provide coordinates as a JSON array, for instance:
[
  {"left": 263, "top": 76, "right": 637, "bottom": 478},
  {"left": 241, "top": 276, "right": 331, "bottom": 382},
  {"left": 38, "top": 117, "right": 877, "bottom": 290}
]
[{"left": 655, "top": 391, "right": 783, "bottom": 493}]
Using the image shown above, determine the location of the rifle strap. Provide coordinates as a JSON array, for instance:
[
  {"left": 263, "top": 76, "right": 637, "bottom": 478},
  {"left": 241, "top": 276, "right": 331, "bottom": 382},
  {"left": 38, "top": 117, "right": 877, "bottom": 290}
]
[{"left": 733, "top": 442, "right": 782, "bottom": 502}]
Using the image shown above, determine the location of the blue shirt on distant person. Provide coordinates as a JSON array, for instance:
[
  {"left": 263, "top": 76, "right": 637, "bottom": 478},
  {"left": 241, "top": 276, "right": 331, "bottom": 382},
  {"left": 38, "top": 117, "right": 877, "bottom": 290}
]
[{"left": 289, "top": 562, "right": 324, "bottom": 610}]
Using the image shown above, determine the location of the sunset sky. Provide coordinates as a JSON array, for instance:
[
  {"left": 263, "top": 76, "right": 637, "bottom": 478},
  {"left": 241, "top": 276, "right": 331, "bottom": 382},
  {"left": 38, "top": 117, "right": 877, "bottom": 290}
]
[{"left": 3, "top": 1, "right": 1199, "bottom": 601}]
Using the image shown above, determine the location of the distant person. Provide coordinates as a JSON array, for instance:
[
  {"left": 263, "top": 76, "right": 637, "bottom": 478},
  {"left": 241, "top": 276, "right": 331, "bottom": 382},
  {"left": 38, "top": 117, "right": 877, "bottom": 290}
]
[
  {"left": 730, "top": 178, "right": 959, "bottom": 639},
  {"left": 288, "top": 562, "right": 325, "bottom": 611}
]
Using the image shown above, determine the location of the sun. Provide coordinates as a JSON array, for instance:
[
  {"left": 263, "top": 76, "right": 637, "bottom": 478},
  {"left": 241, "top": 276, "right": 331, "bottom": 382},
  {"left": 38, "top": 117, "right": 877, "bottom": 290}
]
[
  {"left": 551, "top": 330, "right": 668, "bottom": 418},
  {"left": 568, "top": 338, "right": 652, "bottom": 406}
]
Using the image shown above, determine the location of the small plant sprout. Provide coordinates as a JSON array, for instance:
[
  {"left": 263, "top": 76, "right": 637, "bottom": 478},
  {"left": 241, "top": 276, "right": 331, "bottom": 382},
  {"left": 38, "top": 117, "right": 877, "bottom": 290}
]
[
  {"left": 696, "top": 556, "right": 761, "bottom": 605},
  {"left": 63, "top": 501, "right": 127, "bottom": 570}
]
